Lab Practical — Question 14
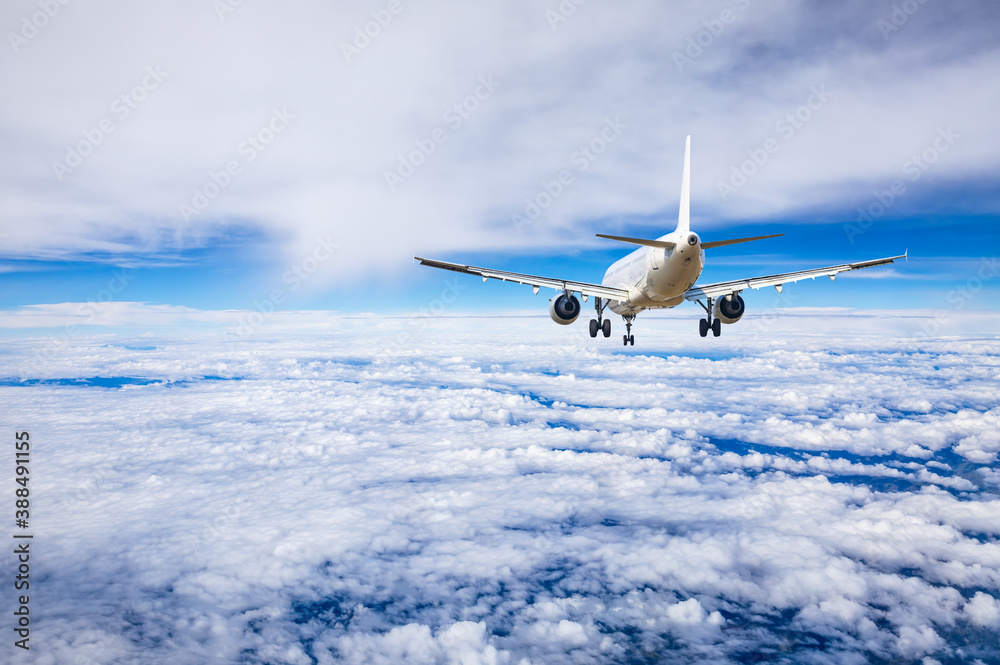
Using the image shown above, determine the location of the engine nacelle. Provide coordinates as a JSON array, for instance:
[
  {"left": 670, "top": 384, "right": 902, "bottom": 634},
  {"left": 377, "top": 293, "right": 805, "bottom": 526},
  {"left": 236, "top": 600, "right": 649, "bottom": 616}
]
[
  {"left": 549, "top": 293, "right": 582, "bottom": 325},
  {"left": 713, "top": 294, "right": 745, "bottom": 324}
]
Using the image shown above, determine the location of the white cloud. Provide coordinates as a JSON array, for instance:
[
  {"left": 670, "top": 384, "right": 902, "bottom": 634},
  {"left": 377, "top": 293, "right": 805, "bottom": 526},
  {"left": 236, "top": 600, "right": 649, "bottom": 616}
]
[
  {"left": 0, "top": 320, "right": 997, "bottom": 663},
  {"left": 1, "top": 1, "right": 998, "bottom": 284},
  {"left": 330, "top": 622, "right": 510, "bottom": 665},
  {"left": 965, "top": 592, "right": 1000, "bottom": 628}
]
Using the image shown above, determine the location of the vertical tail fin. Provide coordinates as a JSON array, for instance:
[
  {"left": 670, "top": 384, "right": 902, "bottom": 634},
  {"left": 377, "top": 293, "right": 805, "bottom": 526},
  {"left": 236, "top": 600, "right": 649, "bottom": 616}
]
[{"left": 676, "top": 135, "right": 691, "bottom": 233}]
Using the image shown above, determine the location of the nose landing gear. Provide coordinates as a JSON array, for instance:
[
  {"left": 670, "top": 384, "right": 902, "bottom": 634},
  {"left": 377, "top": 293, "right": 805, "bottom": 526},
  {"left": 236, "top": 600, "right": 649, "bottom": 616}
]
[{"left": 622, "top": 314, "right": 635, "bottom": 346}]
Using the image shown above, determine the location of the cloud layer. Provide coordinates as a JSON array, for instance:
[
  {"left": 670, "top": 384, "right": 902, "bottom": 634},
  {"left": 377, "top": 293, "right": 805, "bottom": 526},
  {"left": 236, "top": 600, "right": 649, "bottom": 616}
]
[
  {"left": 1, "top": 320, "right": 998, "bottom": 663},
  {"left": 2, "top": 0, "right": 999, "bottom": 285}
]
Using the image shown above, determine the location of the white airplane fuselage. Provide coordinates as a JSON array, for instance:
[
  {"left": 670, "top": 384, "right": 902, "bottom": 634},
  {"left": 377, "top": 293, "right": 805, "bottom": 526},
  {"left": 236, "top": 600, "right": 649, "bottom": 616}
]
[{"left": 603, "top": 229, "right": 705, "bottom": 315}]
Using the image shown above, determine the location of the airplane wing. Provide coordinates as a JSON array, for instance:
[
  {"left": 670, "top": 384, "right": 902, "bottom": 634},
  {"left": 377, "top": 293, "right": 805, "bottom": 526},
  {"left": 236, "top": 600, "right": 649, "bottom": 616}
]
[
  {"left": 414, "top": 256, "right": 631, "bottom": 303},
  {"left": 684, "top": 252, "right": 906, "bottom": 301}
]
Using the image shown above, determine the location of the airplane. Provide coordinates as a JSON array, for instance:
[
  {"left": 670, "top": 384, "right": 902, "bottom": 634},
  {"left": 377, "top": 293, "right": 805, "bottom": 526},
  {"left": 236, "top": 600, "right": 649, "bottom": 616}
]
[{"left": 414, "top": 136, "right": 906, "bottom": 346}]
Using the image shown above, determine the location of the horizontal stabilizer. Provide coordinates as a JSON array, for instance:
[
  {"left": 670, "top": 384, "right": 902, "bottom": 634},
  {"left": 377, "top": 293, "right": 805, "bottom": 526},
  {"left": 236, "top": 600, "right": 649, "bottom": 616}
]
[
  {"left": 701, "top": 233, "right": 784, "bottom": 250},
  {"left": 596, "top": 234, "right": 675, "bottom": 250}
]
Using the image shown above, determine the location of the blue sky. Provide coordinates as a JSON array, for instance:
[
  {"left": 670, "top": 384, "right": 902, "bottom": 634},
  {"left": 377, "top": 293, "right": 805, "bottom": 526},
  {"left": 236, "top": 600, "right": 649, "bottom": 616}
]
[
  {"left": 0, "top": 212, "right": 992, "bottom": 316},
  {"left": 1, "top": 0, "right": 998, "bottom": 326}
]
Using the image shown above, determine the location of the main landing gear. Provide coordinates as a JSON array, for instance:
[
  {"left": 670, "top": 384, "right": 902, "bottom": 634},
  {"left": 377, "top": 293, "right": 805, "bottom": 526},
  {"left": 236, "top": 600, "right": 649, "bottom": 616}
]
[
  {"left": 697, "top": 297, "right": 722, "bottom": 338},
  {"left": 622, "top": 314, "right": 635, "bottom": 346},
  {"left": 589, "top": 298, "right": 612, "bottom": 338},
  {"left": 589, "top": 299, "right": 634, "bottom": 346}
]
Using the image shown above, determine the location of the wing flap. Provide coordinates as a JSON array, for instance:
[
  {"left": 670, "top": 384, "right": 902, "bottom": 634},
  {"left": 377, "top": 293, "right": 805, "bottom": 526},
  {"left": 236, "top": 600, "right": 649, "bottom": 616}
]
[
  {"left": 414, "top": 257, "right": 631, "bottom": 303},
  {"left": 684, "top": 253, "right": 906, "bottom": 301}
]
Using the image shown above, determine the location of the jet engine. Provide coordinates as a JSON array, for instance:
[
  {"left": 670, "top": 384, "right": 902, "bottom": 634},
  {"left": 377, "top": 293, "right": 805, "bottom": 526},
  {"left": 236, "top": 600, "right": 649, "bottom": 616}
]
[
  {"left": 549, "top": 293, "right": 581, "bottom": 325},
  {"left": 713, "top": 294, "right": 745, "bottom": 324}
]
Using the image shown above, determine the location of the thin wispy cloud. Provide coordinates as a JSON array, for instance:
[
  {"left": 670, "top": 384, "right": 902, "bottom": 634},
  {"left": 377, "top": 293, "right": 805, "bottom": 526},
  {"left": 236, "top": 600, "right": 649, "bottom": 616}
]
[{"left": 1, "top": 0, "right": 998, "bottom": 294}]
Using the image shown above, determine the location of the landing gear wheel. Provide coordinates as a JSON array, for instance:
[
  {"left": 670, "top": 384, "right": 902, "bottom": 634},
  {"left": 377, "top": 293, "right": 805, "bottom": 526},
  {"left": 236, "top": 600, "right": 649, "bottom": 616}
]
[
  {"left": 699, "top": 319, "right": 708, "bottom": 337},
  {"left": 712, "top": 318, "right": 721, "bottom": 337},
  {"left": 620, "top": 314, "right": 635, "bottom": 346},
  {"left": 592, "top": 298, "right": 613, "bottom": 340},
  {"left": 622, "top": 314, "right": 636, "bottom": 346}
]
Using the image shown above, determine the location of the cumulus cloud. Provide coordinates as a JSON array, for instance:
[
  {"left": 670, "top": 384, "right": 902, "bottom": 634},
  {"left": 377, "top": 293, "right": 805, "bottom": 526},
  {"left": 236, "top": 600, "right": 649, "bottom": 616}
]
[
  {"left": 0, "top": 320, "right": 997, "bottom": 663},
  {"left": 330, "top": 621, "right": 509, "bottom": 665},
  {"left": 965, "top": 592, "right": 1000, "bottom": 628}
]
